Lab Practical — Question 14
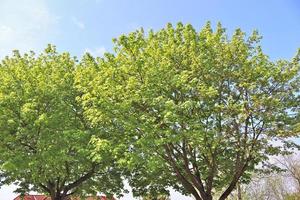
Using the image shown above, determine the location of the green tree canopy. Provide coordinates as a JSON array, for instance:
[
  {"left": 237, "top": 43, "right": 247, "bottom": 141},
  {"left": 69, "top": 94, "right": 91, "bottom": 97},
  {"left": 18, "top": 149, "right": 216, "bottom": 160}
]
[
  {"left": 0, "top": 46, "right": 124, "bottom": 200},
  {"left": 77, "top": 22, "right": 300, "bottom": 200}
]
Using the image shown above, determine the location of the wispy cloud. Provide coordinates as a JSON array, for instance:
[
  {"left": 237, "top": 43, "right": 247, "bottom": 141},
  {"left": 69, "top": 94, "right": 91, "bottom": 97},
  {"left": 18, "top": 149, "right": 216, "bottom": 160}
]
[
  {"left": 84, "top": 47, "right": 106, "bottom": 57},
  {"left": 72, "top": 17, "right": 85, "bottom": 30},
  {"left": 0, "top": 0, "right": 59, "bottom": 57}
]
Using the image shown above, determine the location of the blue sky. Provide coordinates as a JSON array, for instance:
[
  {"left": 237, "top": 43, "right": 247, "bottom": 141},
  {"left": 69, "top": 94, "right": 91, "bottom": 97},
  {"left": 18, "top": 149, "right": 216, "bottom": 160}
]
[
  {"left": 0, "top": 0, "right": 299, "bottom": 199},
  {"left": 0, "top": 0, "right": 299, "bottom": 60}
]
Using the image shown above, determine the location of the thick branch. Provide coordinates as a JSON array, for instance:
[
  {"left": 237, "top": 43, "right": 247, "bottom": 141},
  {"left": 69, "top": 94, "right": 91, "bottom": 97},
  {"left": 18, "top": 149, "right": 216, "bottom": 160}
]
[
  {"left": 62, "top": 164, "right": 96, "bottom": 195},
  {"left": 163, "top": 144, "right": 203, "bottom": 200}
]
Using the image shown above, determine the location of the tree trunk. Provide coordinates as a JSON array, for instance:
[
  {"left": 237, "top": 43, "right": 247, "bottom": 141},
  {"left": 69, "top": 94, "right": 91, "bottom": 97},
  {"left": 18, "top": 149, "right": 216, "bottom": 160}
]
[
  {"left": 237, "top": 183, "right": 242, "bottom": 200},
  {"left": 52, "top": 196, "right": 67, "bottom": 200},
  {"left": 50, "top": 192, "right": 67, "bottom": 200},
  {"left": 199, "top": 194, "right": 213, "bottom": 200},
  {"left": 193, "top": 195, "right": 202, "bottom": 200},
  {"left": 193, "top": 194, "right": 213, "bottom": 200}
]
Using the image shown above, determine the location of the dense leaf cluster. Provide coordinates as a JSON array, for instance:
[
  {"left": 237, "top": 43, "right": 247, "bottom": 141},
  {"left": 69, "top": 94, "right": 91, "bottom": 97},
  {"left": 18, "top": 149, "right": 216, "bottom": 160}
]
[
  {"left": 0, "top": 46, "right": 123, "bottom": 200},
  {"left": 0, "top": 22, "right": 299, "bottom": 200}
]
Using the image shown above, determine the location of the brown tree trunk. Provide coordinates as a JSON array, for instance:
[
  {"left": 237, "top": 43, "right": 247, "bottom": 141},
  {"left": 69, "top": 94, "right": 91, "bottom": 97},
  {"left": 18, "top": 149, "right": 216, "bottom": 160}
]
[
  {"left": 196, "top": 195, "right": 214, "bottom": 200},
  {"left": 50, "top": 192, "right": 67, "bottom": 200},
  {"left": 52, "top": 196, "right": 67, "bottom": 200},
  {"left": 201, "top": 195, "right": 213, "bottom": 200},
  {"left": 193, "top": 195, "right": 202, "bottom": 200}
]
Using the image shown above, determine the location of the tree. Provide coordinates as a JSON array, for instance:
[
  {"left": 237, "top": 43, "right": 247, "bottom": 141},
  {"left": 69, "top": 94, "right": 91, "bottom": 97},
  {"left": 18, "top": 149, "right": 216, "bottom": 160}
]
[
  {"left": 277, "top": 155, "right": 300, "bottom": 193},
  {"left": 77, "top": 22, "right": 300, "bottom": 200},
  {"left": 0, "top": 46, "right": 124, "bottom": 200},
  {"left": 239, "top": 155, "right": 300, "bottom": 200},
  {"left": 246, "top": 174, "right": 289, "bottom": 200}
]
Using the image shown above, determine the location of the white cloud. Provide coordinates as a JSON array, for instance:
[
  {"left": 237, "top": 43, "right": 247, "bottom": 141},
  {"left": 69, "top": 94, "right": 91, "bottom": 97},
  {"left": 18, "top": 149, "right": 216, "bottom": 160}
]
[
  {"left": 72, "top": 17, "right": 85, "bottom": 30},
  {"left": 84, "top": 47, "right": 107, "bottom": 57},
  {"left": 0, "top": 0, "right": 59, "bottom": 58}
]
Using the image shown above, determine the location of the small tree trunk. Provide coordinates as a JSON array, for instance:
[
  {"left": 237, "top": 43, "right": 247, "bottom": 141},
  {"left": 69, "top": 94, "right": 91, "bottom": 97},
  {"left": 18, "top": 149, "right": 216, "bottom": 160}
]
[{"left": 237, "top": 183, "right": 242, "bottom": 200}]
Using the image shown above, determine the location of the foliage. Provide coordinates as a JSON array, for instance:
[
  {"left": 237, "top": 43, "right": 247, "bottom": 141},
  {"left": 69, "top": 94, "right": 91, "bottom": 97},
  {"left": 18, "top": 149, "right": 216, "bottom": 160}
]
[
  {"left": 0, "top": 46, "right": 124, "bottom": 200},
  {"left": 77, "top": 22, "right": 300, "bottom": 200}
]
